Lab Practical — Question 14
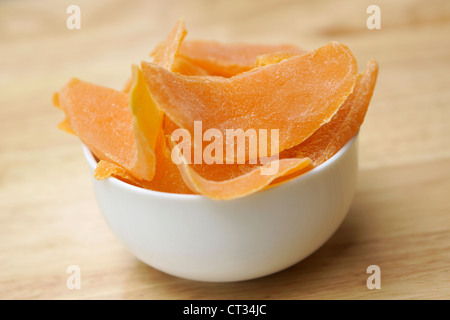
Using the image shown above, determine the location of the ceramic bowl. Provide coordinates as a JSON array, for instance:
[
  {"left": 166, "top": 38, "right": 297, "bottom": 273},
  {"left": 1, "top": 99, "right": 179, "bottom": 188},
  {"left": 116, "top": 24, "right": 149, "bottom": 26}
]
[{"left": 82, "top": 135, "right": 358, "bottom": 282}]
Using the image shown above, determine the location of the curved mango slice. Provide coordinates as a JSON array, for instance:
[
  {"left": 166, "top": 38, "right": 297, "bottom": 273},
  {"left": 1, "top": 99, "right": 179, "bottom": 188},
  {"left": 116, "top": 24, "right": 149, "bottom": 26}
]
[
  {"left": 95, "top": 160, "right": 148, "bottom": 188},
  {"left": 256, "top": 51, "right": 301, "bottom": 67},
  {"left": 171, "top": 56, "right": 211, "bottom": 76},
  {"left": 127, "top": 65, "right": 162, "bottom": 180},
  {"left": 141, "top": 42, "right": 358, "bottom": 162},
  {"left": 57, "top": 117, "right": 75, "bottom": 135},
  {"left": 178, "top": 40, "right": 306, "bottom": 77},
  {"left": 56, "top": 80, "right": 139, "bottom": 174},
  {"left": 271, "top": 60, "right": 379, "bottom": 185},
  {"left": 172, "top": 142, "right": 311, "bottom": 200},
  {"left": 122, "top": 18, "right": 187, "bottom": 93},
  {"left": 55, "top": 74, "right": 159, "bottom": 182},
  {"left": 56, "top": 18, "right": 187, "bottom": 182},
  {"left": 95, "top": 133, "right": 194, "bottom": 194},
  {"left": 93, "top": 18, "right": 190, "bottom": 190},
  {"left": 150, "top": 17, "right": 187, "bottom": 70},
  {"left": 282, "top": 60, "right": 378, "bottom": 164}
]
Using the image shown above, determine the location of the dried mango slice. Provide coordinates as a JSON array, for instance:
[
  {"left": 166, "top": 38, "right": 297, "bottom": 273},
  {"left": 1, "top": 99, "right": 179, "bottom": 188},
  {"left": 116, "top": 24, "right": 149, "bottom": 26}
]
[
  {"left": 94, "top": 19, "right": 190, "bottom": 190},
  {"left": 57, "top": 117, "right": 75, "bottom": 135},
  {"left": 122, "top": 77, "right": 133, "bottom": 93},
  {"left": 53, "top": 92, "right": 75, "bottom": 134},
  {"left": 127, "top": 65, "right": 162, "bottom": 180},
  {"left": 93, "top": 76, "right": 193, "bottom": 194},
  {"left": 266, "top": 163, "right": 315, "bottom": 189},
  {"left": 271, "top": 60, "right": 379, "bottom": 185},
  {"left": 55, "top": 77, "right": 157, "bottom": 181},
  {"left": 122, "top": 18, "right": 187, "bottom": 94},
  {"left": 178, "top": 159, "right": 312, "bottom": 200},
  {"left": 150, "top": 17, "right": 187, "bottom": 70},
  {"left": 165, "top": 129, "right": 311, "bottom": 199},
  {"left": 141, "top": 42, "right": 358, "bottom": 162},
  {"left": 282, "top": 60, "right": 378, "bottom": 164},
  {"left": 55, "top": 80, "right": 132, "bottom": 166},
  {"left": 145, "top": 132, "right": 195, "bottom": 194},
  {"left": 56, "top": 18, "right": 187, "bottom": 181},
  {"left": 95, "top": 160, "right": 148, "bottom": 188},
  {"left": 256, "top": 52, "right": 301, "bottom": 67},
  {"left": 170, "top": 136, "right": 311, "bottom": 200},
  {"left": 178, "top": 40, "right": 306, "bottom": 77},
  {"left": 95, "top": 133, "right": 194, "bottom": 194},
  {"left": 137, "top": 99, "right": 312, "bottom": 197},
  {"left": 171, "top": 56, "right": 211, "bottom": 76}
]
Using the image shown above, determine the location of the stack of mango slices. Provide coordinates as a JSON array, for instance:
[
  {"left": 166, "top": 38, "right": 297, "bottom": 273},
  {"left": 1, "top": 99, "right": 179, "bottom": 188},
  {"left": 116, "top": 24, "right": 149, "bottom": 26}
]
[{"left": 53, "top": 19, "right": 378, "bottom": 200}]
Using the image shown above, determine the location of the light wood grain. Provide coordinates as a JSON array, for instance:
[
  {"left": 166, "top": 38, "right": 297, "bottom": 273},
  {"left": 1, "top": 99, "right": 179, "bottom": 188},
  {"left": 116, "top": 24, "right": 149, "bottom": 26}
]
[{"left": 0, "top": 0, "right": 449, "bottom": 299}]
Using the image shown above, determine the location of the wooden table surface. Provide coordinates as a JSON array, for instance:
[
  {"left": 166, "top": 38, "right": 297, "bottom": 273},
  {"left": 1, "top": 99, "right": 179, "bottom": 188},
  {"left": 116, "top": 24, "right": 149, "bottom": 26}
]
[{"left": 1, "top": 0, "right": 449, "bottom": 300}]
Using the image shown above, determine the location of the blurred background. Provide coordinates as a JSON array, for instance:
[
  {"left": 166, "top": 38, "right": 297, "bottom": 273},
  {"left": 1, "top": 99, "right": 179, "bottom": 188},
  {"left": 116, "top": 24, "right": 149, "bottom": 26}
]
[{"left": 1, "top": 0, "right": 449, "bottom": 299}]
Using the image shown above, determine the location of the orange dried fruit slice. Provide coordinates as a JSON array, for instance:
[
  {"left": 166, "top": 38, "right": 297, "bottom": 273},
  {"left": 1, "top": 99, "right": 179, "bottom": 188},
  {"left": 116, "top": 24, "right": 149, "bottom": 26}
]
[
  {"left": 168, "top": 137, "right": 311, "bottom": 200},
  {"left": 150, "top": 18, "right": 187, "bottom": 70},
  {"left": 266, "top": 163, "right": 315, "bottom": 189},
  {"left": 271, "top": 60, "right": 379, "bottom": 185},
  {"left": 53, "top": 92, "right": 75, "bottom": 134},
  {"left": 57, "top": 117, "right": 75, "bottom": 135},
  {"left": 94, "top": 20, "right": 191, "bottom": 191},
  {"left": 178, "top": 158, "right": 310, "bottom": 200},
  {"left": 164, "top": 117, "right": 309, "bottom": 197},
  {"left": 122, "top": 18, "right": 187, "bottom": 93},
  {"left": 122, "top": 77, "right": 133, "bottom": 93},
  {"left": 94, "top": 160, "right": 147, "bottom": 188},
  {"left": 163, "top": 118, "right": 312, "bottom": 198},
  {"left": 55, "top": 80, "right": 133, "bottom": 170},
  {"left": 56, "top": 18, "right": 188, "bottom": 182},
  {"left": 171, "top": 56, "right": 211, "bottom": 76},
  {"left": 127, "top": 64, "right": 163, "bottom": 179},
  {"left": 95, "top": 133, "right": 194, "bottom": 194},
  {"left": 92, "top": 79, "right": 193, "bottom": 194},
  {"left": 255, "top": 52, "right": 301, "bottom": 67},
  {"left": 282, "top": 60, "right": 378, "bottom": 165},
  {"left": 145, "top": 132, "right": 195, "bottom": 194},
  {"left": 141, "top": 42, "right": 358, "bottom": 162},
  {"left": 178, "top": 40, "right": 306, "bottom": 77},
  {"left": 55, "top": 76, "right": 157, "bottom": 181}
]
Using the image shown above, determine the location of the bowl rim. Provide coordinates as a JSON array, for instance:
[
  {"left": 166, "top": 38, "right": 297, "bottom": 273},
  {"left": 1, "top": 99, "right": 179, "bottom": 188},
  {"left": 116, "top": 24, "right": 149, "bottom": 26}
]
[{"left": 82, "top": 133, "right": 358, "bottom": 200}]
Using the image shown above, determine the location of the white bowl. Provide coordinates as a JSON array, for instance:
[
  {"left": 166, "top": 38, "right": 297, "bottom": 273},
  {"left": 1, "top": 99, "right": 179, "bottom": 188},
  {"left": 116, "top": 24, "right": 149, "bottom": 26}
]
[{"left": 83, "top": 135, "right": 358, "bottom": 282}]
